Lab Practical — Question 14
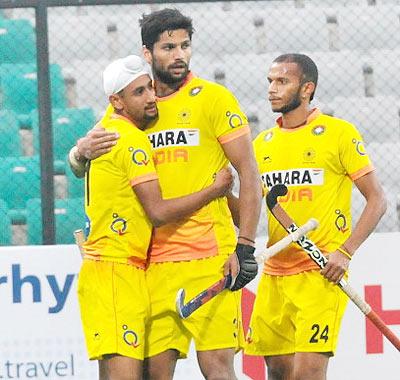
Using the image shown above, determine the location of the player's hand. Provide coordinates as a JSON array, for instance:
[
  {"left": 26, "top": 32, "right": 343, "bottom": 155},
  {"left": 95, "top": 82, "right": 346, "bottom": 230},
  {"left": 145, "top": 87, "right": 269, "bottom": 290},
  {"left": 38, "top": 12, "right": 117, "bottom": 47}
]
[
  {"left": 224, "top": 243, "right": 258, "bottom": 291},
  {"left": 320, "top": 250, "right": 350, "bottom": 284},
  {"left": 77, "top": 124, "right": 119, "bottom": 160},
  {"left": 212, "top": 167, "right": 234, "bottom": 197}
]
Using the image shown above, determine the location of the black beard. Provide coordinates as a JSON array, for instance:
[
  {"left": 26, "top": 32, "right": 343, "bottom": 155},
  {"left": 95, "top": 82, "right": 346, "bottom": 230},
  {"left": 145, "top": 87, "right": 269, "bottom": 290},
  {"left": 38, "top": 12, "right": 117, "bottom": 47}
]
[
  {"left": 273, "top": 89, "right": 302, "bottom": 114},
  {"left": 152, "top": 62, "right": 189, "bottom": 85}
]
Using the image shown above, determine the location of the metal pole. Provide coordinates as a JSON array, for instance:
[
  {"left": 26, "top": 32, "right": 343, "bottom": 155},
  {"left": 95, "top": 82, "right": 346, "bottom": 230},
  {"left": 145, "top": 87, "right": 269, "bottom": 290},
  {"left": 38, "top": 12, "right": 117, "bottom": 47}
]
[{"left": 35, "top": 1, "right": 55, "bottom": 244}]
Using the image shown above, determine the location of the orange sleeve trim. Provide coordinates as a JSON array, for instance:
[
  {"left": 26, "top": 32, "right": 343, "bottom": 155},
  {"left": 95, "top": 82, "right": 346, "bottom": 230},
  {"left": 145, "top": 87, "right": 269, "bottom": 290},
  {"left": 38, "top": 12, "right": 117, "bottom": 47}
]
[
  {"left": 130, "top": 172, "right": 158, "bottom": 187},
  {"left": 349, "top": 164, "right": 374, "bottom": 181},
  {"left": 218, "top": 125, "right": 250, "bottom": 144}
]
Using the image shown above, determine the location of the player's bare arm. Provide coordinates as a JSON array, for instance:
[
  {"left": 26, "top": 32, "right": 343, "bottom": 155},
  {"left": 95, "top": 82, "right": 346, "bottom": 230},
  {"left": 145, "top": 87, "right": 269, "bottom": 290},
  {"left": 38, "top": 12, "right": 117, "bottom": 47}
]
[
  {"left": 321, "top": 171, "right": 387, "bottom": 284},
  {"left": 222, "top": 132, "right": 262, "bottom": 290},
  {"left": 68, "top": 125, "right": 119, "bottom": 177},
  {"left": 133, "top": 167, "right": 233, "bottom": 227}
]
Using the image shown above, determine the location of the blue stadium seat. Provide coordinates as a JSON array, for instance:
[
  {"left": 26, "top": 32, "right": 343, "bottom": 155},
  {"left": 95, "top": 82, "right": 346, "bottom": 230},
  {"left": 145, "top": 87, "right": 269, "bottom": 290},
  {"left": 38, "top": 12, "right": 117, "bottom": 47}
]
[
  {"left": 0, "top": 19, "right": 36, "bottom": 63},
  {"left": 26, "top": 198, "right": 85, "bottom": 245},
  {"left": 0, "top": 156, "right": 40, "bottom": 210},
  {"left": 31, "top": 107, "right": 95, "bottom": 160},
  {"left": 0, "top": 63, "right": 66, "bottom": 114},
  {"left": 0, "top": 110, "right": 22, "bottom": 157},
  {"left": 0, "top": 199, "right": 11, "bottom": 245}
]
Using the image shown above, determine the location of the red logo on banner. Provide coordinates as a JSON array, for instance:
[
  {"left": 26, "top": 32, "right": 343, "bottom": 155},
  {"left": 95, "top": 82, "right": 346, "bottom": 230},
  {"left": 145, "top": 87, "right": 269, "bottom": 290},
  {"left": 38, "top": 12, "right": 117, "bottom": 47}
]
[{"left": 364, "top": 285, "right": 400, "bottom": 354}]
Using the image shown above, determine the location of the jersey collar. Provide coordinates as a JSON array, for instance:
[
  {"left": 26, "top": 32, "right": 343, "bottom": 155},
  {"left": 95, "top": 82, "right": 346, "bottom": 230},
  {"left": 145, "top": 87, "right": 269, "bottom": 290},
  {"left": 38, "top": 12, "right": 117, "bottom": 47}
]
[
  {"left": 276, "top": 108, "right": 321, "bottom": 130},
  {"left": 155, "top": 71, "right": 195, "bottom": 102}
]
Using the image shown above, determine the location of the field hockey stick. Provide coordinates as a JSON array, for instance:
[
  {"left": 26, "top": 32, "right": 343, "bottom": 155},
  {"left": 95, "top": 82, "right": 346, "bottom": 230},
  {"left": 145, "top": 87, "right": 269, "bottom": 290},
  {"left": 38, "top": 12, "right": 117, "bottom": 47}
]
[
  {"left": 176, "top": 218, "right": 318, "bottom": 319},
  {"left": 74, "top": 229, "right": 85, "bottom": 258},
  {"left": 267, "top": 183, "right": 400, "bottom": 352}
]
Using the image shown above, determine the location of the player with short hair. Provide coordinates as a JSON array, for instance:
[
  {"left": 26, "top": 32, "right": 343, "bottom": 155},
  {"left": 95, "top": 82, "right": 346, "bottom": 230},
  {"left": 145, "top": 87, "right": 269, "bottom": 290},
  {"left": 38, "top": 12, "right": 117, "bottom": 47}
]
[
  {"left": 232, "top": 53, "right": 386, "bottom": 380},
  {"left": 77, "top": 55, "right": 234, "bottom": 380},
  {"left": 70, "top": 9, "right": 262, "bottom": 380}
]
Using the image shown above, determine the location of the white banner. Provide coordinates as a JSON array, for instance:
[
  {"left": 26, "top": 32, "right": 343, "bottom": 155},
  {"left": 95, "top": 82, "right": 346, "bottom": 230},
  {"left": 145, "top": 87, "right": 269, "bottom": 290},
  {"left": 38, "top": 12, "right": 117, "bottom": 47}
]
[{"left": 0, "top": 234, "right": 399, "bottom": 379}]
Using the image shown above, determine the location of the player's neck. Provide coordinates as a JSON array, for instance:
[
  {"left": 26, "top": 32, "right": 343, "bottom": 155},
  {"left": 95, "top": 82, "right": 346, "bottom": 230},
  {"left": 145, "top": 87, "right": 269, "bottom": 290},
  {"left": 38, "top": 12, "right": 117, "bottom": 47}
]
[
  {"left": 154, "top": 79, "right": 184, "bottom": 98},
  {"left": 281, "top": 106, "right": 312, "bottom": 129}
]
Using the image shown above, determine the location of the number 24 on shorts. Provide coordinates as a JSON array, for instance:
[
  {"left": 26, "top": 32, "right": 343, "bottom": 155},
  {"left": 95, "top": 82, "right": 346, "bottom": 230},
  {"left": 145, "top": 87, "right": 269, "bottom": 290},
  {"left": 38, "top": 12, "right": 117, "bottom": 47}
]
[{"left": 309, "top": 324, "right": 329, "bottom": 343}]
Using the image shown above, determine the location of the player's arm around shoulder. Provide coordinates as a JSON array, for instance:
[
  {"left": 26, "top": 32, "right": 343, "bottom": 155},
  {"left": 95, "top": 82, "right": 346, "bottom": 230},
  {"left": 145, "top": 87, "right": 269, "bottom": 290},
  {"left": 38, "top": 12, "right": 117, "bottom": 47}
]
[
  {"left": 322, "top": 171, "right": 387, "bottom": 284},
  {"left": 68, "top": 124, "right": 120, "bottom": 178},
  {"left": 133, "top": 167, "right": 234, "bottom": 227}
]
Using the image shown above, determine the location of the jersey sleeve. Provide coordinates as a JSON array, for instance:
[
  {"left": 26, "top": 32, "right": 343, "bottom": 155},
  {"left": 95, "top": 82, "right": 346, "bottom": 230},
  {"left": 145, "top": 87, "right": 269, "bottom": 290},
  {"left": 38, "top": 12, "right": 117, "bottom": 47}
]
[
  {"left": 115, "top": 129, "right": 158, "bottom": 187},
  {"left": 209, "top": 85, "right": 250, "bottom": 144},
  {"left": 339, "top": 122, "right": 374, "bottom": 181}
]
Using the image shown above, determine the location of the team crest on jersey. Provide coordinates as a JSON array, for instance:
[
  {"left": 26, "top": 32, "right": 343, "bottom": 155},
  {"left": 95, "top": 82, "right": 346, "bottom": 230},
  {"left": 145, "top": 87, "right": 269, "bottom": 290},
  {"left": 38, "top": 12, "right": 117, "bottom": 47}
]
[
  {"left": 129, "top": 147, "right": 149, "bottom": 166},
  {"left": 178, "top": 108, "right": 191, "bottom": 124},
  {"left": 303, "top": 148, "right": 316, "bottom": 162},
  {"left": 352, "top": 138, "right": 366, "bottom": 156},
  {"left": 335, "top": 209, "right": 349, "bottom": 233},
  {"left": 148, "top": 129, "right": 200, "bottom": 149},
  {"left": 226, "top": 111, "right": 243, "bottom": 128},
  {"left": 189, "top": 86, "right": 202, "bottom": 96},
  {"left": 312, "top": 125, "right": 325, "bottom": 135},
  {"left": 122, "top": 325, "right": 140, "bottom": 348},
  {"left": 110, "top": 213, "right": 127, "bottom": 235},
  {"left": 260, "top": 168, "right": 325, "bottom": 188},
  {"left": 264, "top": 131, "right": 273, "bottom": 141}
]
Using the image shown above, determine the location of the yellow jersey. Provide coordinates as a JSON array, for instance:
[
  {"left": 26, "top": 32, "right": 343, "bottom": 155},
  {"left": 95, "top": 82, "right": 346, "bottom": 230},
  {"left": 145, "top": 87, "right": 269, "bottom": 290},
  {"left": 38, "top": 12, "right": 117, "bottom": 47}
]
[
  {"left": 253, "top": 109, "right": 374, "bottom": 275},
  {"left": 102, "top": 73, "right": 250, "bottom": 262},
  {"left": 83, "top": 114, "right": 158, "bottom": 268}
]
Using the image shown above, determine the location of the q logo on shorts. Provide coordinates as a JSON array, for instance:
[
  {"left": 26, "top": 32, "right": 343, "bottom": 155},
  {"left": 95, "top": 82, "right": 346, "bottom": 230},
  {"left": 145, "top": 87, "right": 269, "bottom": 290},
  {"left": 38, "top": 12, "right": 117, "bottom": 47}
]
[
  {"left": 129, "top": 147, "right": 149, "bottom": 166},
  {"left": 122, "top": 325, "right": 140, "bottom": 348}
]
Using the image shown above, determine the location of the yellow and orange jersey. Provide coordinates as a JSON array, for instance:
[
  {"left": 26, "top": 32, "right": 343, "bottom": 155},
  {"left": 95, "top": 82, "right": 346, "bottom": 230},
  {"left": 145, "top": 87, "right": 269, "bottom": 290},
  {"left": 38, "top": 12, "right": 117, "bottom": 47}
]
[
  {"left": 253, "top": 109, "right": 373, "bottom": 275},
  {"left": 148, "top": 73, "right": 250, "bottom": 262},
  {"left": 83, "top": 114, "right": 158, "bottom": 268}
]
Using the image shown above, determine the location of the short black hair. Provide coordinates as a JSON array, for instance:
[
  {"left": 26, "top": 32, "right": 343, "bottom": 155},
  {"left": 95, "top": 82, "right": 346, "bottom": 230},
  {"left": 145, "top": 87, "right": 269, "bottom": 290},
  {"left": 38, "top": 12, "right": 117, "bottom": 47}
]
[
  {"left": 273, "top": 53, "right": 318, "bottom": 101},
  {"left": 139, "top": 8, "right": 194, "bottom": 51}
]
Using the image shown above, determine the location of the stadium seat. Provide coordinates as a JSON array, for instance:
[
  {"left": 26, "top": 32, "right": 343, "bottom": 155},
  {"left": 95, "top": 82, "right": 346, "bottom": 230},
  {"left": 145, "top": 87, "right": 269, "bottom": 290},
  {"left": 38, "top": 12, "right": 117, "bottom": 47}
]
[
  {"left": 252, "top": 7, "right": 331, "bottom": 52},
  {"left": 329, "top": 96, "right": 400, "bottom": 144},
  {"left": 30, "top": 107, "right": 95, "bottom": 160},
  {"left": 26, "top": 198, "right": 85, "bottom": 245},
  {"left": 62, "top": 59, "right": 109, "bottom": 114},
  {"left": 0, "top": 156, "right": 40, "bottom": 210},
  {"left": 366, "top": 142, "right": 400, "bottom": 190},
  {"left": 0, "top": 199, "right": 11, "bottom": 245},
  {"left": 0, "top": 110, "right": 22, "bottom": 157},
  {"left": 0, "top": 63, "right": 66, "bottom": 114},
  {"left": 336, "top": 6, "right": 400, "bottom": 52},
  {"left": 306, "top": 51, "right": 365, "bottom": 101},
  {"left": 0, "top": 18, "right": 36, "bottom": 63},
  {"left": 66, "top": 163, "right": 85, "bottom": 199},
  {"left": 362, "top": 49, "right": 400, "bottom": 97}
]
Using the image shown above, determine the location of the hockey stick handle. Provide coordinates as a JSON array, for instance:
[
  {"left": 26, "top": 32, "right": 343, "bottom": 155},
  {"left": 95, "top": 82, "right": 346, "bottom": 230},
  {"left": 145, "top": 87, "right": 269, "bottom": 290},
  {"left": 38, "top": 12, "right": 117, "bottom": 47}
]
[
  {"left": 74, "top": 229, "right": 85, "bottom": 258},
  {"left": 255, "top": 218, "right": 319, "bottom": 264}
]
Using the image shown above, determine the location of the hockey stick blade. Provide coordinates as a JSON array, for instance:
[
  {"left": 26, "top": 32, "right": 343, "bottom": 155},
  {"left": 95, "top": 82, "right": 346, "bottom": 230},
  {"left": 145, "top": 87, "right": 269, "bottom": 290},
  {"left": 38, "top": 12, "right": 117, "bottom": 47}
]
[
  {"left": 176, "top": 274, "right": 232, "bottom": 319},
  {"left": 266, "top": 184, "right": 400, "bottom": 352}
]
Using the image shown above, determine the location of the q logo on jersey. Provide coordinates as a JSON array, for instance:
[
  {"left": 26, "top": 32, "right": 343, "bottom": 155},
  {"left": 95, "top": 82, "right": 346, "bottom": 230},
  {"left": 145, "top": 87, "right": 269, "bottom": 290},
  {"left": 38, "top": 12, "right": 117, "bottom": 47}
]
[
  {"left": 122, "top": 325, "right": 140, "bottom": 348},
  {"left": 335, "top": 209, "right": 349, "bottom": 233},
  {"left": 352, "top": 138, "right": 366, "bottom": 156},
  {"left": 226, "top": 111, "right": 244, "bottom": 128},
  {"left": 129, "top": 147, "right": 149, "bottom": 165},
  {"left": 110, "top": 213, "right": 127, "bottom": 235}
]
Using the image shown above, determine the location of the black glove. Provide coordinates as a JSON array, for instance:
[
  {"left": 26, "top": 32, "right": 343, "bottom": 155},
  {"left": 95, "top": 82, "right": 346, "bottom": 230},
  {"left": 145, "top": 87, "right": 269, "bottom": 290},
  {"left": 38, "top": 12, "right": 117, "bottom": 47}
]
[{"left": 230, "top": 243, "right": 258, "bottom": 291}]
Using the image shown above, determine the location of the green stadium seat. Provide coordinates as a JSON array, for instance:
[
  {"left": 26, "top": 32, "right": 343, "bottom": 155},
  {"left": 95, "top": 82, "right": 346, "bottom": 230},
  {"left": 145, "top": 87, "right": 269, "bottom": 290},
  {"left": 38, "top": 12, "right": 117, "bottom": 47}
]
[
  {"left": 0, "top": 63, "right": 66, "bottom": 114},
  {"left": 0, "top": 19, "right": 36, "bottom": 63},
  {"left": 31, "top": 107, "right": 95, "bottom": 160},
  {"left": 0, "top": 199, "right": 11, "bottom": 245},
  {"left": 0, "top": 110, "right": 22, "bottom": 157},
  {"left": 0, "top": 156, "right": 40, "bottom": 210},
  {"left": 26, "top": 198, "right": 85, "bottom": 245},
  {"left": 66, "top": 162, "right": 85, "bottom": 199}
]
